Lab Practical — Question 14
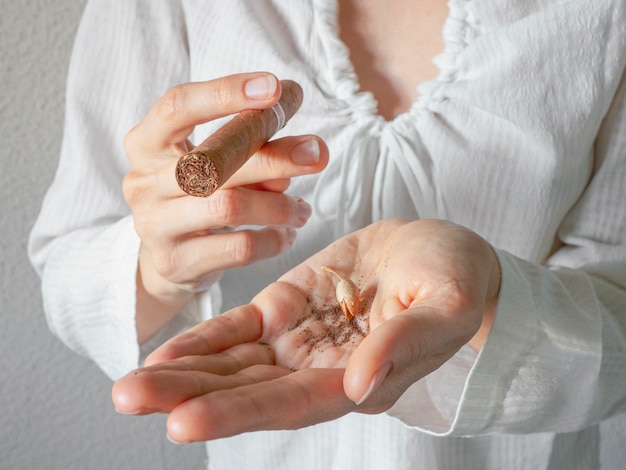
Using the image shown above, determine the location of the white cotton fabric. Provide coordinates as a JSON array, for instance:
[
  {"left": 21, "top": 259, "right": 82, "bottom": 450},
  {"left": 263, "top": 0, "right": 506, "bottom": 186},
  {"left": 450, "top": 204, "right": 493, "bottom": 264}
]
[{"left": 29, "top": 1, "right": 626, "bottom": 469}]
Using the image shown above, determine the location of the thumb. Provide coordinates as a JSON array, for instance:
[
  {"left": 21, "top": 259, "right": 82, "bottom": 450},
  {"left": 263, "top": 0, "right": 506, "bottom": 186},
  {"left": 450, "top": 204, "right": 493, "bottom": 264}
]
[{"left": 343, "top": 305, "right": 469, "bottom": 407}]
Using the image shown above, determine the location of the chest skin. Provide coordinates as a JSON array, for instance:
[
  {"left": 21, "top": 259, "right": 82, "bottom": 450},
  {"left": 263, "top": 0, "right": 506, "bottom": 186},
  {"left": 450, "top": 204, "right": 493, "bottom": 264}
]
[{"left": 338, "top": 0, "right": 448, "bottom": 120}]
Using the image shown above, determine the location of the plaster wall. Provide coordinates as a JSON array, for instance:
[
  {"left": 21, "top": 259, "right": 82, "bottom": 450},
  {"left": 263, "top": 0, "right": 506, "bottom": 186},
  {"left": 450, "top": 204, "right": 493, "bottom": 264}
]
[{"left": 1, "top": 1, "right": 204, "bottom": 468}]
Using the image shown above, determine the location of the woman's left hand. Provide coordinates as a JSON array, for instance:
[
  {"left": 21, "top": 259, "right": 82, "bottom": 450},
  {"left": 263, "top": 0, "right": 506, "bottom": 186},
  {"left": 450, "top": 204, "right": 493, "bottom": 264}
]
[{"left": 112, "top": 219, "right": 500, "bottom": 443}]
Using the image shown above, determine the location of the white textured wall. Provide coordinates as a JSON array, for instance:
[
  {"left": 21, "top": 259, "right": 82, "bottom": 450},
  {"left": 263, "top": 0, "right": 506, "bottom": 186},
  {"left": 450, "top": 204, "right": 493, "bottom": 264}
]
[{"left": 0, "top": 1, "right": 205, "bottom": 468}]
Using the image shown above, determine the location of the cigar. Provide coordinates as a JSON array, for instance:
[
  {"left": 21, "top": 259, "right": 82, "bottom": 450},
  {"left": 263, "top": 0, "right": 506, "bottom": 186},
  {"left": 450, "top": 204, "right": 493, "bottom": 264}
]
[{"left": 175, "top": 80, "right": 303, "bottom": 197}]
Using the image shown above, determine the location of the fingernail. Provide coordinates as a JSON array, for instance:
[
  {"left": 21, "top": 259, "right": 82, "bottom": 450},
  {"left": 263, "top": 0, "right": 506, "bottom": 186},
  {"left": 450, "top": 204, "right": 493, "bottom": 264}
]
[
  {"left": 291, "top": 138, "right": 320, "bottom": 166},
  {"left": 297, "top": 198, "right": 312, "bottom": 224},
  {"left": 244, "top": 75, "right": 278, "bottom": 100},
  {"left": 115, "top": 406, "right": 159, "bottom": 415},
  {"left": 115, "top": 408, "right": 141, "bottom": 415},
  {"left": 167, "top": 433, "right": 189, "bottom": 445},
  {"left": 285, "top": 227, "right": 297, "bottom": 245},
  {"left": 356, "top": 362, "right": 392, "bottom": 405}
]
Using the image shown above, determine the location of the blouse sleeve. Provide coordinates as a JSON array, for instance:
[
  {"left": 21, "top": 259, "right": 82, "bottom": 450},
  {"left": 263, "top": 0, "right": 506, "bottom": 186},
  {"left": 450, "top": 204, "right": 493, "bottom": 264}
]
[
  {"left": 387, "top": 66, "right": 626, "bottom": 435},
  {"left": 28, "top": 0, "right": 209, "bottom": 380}
]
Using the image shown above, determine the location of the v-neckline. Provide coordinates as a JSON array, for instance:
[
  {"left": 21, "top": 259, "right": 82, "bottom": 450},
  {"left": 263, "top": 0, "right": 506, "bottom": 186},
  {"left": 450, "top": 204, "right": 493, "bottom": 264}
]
[{"left": 312, "top": 0, "right": 457, "bottom": 125}]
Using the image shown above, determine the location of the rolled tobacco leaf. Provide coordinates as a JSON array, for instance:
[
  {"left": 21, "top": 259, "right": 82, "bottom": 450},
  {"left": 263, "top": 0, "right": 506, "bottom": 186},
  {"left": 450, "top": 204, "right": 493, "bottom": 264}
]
[{"left": 175, "top": 80, "right": 303, "bottom": 197}]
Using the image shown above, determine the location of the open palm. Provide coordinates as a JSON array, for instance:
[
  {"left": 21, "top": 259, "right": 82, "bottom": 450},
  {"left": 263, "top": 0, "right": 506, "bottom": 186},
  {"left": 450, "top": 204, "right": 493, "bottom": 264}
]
[{"left": 113, "top": 219, "right": 500, "bottom": 443}]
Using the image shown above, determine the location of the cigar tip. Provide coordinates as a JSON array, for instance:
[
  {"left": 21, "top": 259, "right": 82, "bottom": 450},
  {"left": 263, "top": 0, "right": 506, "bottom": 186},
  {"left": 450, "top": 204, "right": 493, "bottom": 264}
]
[{"left": 175, "top": 151, "right": 220, "bottom": 197}]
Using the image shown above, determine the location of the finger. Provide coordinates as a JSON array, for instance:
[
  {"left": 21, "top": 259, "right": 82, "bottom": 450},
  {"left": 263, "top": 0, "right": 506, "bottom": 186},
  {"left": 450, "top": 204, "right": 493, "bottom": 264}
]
[
  {"left": 145, "top": 342, "right": 275, "bottom": 375},
  {"left": 146, "top": 305, "right": 264, "bottom": 365},
  {"left": 146, "top": 226, "right": 297, "bottom": 289},
  {"left": 248, "top": 177, "right": 291, "bottom": 193},
  {"left": 113, "top": 364, "right": 289, "bottom": 415},
  {"left": 148, "top": 189, "right": 312, "bottom": 239},
  {"left": 166, "top": 368, "right": 354, "bottom": 442},
  {"left": 127, "top": 72, "right": 281, "bottom": 156},
  {"left": 343, "top": 307, "right": 468, "bottom": 407},
  {"left": 224, "top": 135, "right": 328, "bottom": 189},
  {"left": 148, "top": 135, "right": 328, "bottom": 199}
]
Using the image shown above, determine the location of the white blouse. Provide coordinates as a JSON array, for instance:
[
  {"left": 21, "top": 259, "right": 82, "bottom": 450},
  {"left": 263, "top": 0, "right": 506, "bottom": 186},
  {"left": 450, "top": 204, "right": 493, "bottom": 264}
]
[{"left": 29, "top": 0, "right": 626, "bottom": 469}]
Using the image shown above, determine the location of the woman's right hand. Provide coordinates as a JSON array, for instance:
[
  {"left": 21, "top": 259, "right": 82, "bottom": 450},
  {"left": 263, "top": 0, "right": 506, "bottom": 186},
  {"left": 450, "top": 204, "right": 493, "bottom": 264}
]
[{"left": 122, "top": 73, "right": 328, "bottom": 342}]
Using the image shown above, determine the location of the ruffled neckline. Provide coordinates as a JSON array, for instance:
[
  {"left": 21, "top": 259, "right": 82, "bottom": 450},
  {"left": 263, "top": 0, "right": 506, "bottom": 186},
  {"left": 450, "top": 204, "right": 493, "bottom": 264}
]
[{"left": 311, "top": 0, "right": 478, "bottom": 127}]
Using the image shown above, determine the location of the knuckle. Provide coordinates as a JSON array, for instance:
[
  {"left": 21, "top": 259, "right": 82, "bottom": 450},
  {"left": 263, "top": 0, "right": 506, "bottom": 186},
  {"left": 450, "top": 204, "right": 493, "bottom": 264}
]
[
  {"left": 131, "top": 214, "right": 152, "bottom": 241},
  {"left": 211, "top": 79, "right": 236, "bottom": 109},
  {"left": 123, "top": 126, "right": 141, "bottom": 159},
  {"left": 255, "top": 148, "right": 284, "bottom": 178},
  {"left": 207, "top": 189, "right": 242, "bottom": 226},
  {"left": 157, "top": 84, "right": 189, "bottom": 124},
  {"left": 151, "top": 249, "right": 179, "bottom": 281},
  {"left": 274, "top": 196, "right": 295, "bottom": 225},
  {"left": 228, "top": 231, "right": 257, "bottom": 265},
  {"left": 125, "top": 200, "right": 160, "bottom": 242},
  {"left": 122, "top": 172, "right": 144, "bottom": 206}
]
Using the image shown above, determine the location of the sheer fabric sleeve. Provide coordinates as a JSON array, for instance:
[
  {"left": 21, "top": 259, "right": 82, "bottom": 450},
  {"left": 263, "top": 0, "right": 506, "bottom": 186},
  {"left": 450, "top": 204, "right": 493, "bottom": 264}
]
[{"left": 27, "top": 0, "right": 210, "bottom": 380}]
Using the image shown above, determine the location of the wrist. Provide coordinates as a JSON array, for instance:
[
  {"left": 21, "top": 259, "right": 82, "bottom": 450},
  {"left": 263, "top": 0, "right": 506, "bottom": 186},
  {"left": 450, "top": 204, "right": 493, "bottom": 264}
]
[
  {"left": 135, "top": 245, "right": 195, "bottom": 344},
  {"left": 468, "top": 244, "right": 501, "bottom": 352}
]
